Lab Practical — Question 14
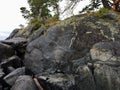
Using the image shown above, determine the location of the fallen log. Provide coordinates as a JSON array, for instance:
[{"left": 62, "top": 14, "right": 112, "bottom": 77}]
[{"left": 33, "top": 78, "right": 44, "bottom": 90}]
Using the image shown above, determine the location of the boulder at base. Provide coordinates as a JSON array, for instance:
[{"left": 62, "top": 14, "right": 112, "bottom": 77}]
[
  {"left": 11, "top": 75, "right": 37, "bottom": 90},
  {"left": 4, "top": 67, "right": 25, "bottom": 86}
]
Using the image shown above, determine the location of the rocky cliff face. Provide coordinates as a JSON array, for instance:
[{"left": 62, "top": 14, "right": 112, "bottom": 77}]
[{"left": 1, "top": 11, "right": 120, "bottom": 90}]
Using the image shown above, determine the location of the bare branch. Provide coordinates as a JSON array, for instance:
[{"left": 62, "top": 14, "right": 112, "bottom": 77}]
[{"left": 33, "top": 78, "right": 44, "bottom": 90}]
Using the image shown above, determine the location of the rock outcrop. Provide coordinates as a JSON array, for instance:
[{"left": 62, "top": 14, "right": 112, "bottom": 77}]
[{"left": 1, "top": 11, "right": 120, "bottom": 90}]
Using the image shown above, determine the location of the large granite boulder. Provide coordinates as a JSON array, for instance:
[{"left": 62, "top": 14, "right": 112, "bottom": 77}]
[
  {"left": 25, "top": 24, "right": 75, "bottom": 74},
  {"left": 24, "top": 13, "right": 120, "bottom": 90},
  {"left": 24, "top": 14, "right": 120, "bottom": 74}
]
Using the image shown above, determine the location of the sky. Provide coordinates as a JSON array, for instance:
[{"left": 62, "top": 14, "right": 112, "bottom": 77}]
[
  {"left": 0, "top": 0, "right": 29, "bottom": 39},
  {"left": 60, "top": 0, "right": 90, "bottom": 19},
  {"left": 0, "top": 0, "right": 89, "bottom": 40}
]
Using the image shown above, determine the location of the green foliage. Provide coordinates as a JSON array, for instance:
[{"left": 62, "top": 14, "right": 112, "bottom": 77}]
[
  {"left": 29, "top": 17, "right": 43, "bottom": 29},
  {"left": 99, "top": 8, "right": 109, "bottom": 14},
  {"left": 20, "top": 0, "right": 62, "bottom": 30},
  {"left": 20, "top": 7, "right": 30, "bottom": 19},
  {"left": 29, "top": 15, "right": 60, "bottom": 29},
  {"left": 96, "top": 8, "right": 109, "bottom": 18},
  {"left": 28, "top": 0, "right": 50, "bottom": 17},
  {"left": 52, "top": 14, "right": 59, "bottom": 20},
  {"left": 20, "top": 0, "right": 61, "bottom": 20}
]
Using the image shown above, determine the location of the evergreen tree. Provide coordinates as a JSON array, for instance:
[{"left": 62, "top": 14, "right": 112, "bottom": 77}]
[{"left": 20, "top": 0, "right": 61, "bottom": 20}]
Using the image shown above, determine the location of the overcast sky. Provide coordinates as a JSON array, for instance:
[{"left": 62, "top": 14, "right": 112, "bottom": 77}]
[
  {"left": 0, "top": 0, "right": 89, "bottom": 40},
  {"left": 0, "top": 0, "right": 29, "bottom": 33}
]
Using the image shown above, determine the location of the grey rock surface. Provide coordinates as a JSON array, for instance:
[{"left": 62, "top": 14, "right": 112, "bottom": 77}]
[
  {"left": 25, "top": 25, "right": 75, "bottom": 74},
  {"left": 38, "top": 65, "right": 96, "bottom": 90},
  {"left": 24, "top": 14, "right": 119, "bottom": 74},
  {"left": 4, "top": 67, "right": 25, "bottom": 86},
  {"left": 24, "top": 14, "right": 120, "bottom": 90},
  {"left": 2, "top": 12, "right": 120, "bottom": 90},
  {"left": 90, "top": 41, "right": 120, "bottom": 62},
  {"left": 11, "top": 75, "right": 37, "bottom": 90}
]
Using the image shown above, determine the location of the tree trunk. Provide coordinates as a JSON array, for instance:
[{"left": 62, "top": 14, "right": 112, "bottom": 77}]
[{"left": 112, "top": 0, "right": 120, "bottom": 11}]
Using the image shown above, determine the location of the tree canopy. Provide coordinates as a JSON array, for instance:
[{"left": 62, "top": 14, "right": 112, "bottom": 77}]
[
  {"left": 20, "top": 0, "right": 61, "bottom": 20},
  {"left": 20, "top": 0, "right": 120, "bottom": 20}
]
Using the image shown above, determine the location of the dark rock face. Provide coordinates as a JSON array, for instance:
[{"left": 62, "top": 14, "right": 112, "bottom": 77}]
[
  {"left": 1, "top": 56, "right": 22, "bottom": 75},
  {"left": 1, "top": 56, "right": 22, "bottom": 69},
  {"left": 24, "top": 22, "right": 98, "bottom": 90},
  {"left": 0, "top": 43, "right": 15, "bottom": 61},
  {"left": 25, "top": 16, "right": 104, "bottom": 74},
  {"left": 11, "top": 75, "right": 37, "bottom": 90},
  {"left": 23, "top": 14, "right": 120, "bottom": 90},
  {"left": 0, "top": 69, "right": 5, "bottom": 78},
  {"left": 25, "top": 25, "right": 75, "bottom": 74},
  {"left": 1, "top": 37, "right": 27, "bottom": 58},
  {"left": 25, "top": 14, "right": 120, "bottom": 74},
  {"left": 1, "top": 12, "right": 120, "bottom": 90}
]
